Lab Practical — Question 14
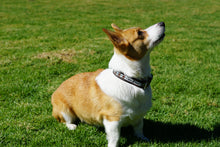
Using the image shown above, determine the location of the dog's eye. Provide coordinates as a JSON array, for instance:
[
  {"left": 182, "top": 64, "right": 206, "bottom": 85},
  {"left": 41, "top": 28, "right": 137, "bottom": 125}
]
[
  {"left": 138, "top": 30, "right": 143, "bottom": 36},
  {"left": 137, "top": 30, "right": 144, "bottom": 39}
]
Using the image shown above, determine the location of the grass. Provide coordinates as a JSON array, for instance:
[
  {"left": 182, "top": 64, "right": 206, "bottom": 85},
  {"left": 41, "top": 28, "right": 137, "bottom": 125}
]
[{"left": 0, "top": 0, "right": 219, "bottom": 146}]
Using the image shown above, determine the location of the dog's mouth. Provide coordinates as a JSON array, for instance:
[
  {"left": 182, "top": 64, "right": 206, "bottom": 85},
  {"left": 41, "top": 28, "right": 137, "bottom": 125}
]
[
  {"left": 159, "top": 33, "right": 165, "bottom": 42},
  {"left": 152, "top": 33, "right": 165, "bottom": 46}
]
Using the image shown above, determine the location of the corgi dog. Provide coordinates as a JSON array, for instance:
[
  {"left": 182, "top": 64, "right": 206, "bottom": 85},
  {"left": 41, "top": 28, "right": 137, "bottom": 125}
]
[{"left": 51, "top": 22, "right": 165, "bottom": 147}]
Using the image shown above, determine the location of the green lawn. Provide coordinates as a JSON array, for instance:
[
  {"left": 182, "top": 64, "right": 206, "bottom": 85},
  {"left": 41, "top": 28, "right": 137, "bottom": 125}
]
[{"left": 0, "top": 0, "right": 219, "bottom": 146}]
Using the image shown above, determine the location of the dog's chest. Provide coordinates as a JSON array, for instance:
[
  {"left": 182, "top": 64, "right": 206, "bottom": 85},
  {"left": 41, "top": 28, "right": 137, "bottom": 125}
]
[
  {"left": 119, "top": 87, "right": 152, "bottom": 126},
  {"left": 96, "top": 69, "right": 152, "bottom": 125}
]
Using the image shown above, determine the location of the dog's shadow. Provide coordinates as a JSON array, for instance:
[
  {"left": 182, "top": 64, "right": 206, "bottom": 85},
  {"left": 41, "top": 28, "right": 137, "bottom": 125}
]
[{"left": 120, "top": 119, "right": 220, "bottom": 145}]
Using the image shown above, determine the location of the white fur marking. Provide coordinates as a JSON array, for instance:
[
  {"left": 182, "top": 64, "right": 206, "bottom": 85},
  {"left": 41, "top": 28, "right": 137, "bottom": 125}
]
[
  {"left": 145, "top": 23, "right": 165, "bottom": 49},
  {"left": 103, "top": 119, "right": 121, "bottom": 147},
  {"left": 66, "top": 123, "right": 77, "bottom": 130},
  {"left": 61, "top": 112, "right": 77, "bottom": 130},
  {"left": 96, "top": 69, "right": 152, "bottom": 126},
  {"left": 61, "top": 112, "right": 73, "bottom": 123}
]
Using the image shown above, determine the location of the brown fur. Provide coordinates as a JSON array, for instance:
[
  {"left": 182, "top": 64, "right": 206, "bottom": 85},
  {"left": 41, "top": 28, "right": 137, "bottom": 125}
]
[
  {"left": 103, "top": 25, "right": 149, "bottom": 61},
  {"left": 51, "top": 69, "right": 122, "bottom": 125}
]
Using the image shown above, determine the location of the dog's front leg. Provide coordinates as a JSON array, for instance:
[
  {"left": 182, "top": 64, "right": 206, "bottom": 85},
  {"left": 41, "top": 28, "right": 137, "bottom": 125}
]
[
  {"left": 132, "top": 118, "right": 150, "bottom": 142},
  {"left": 103, "top": 119, "right": 121, "bottom": 147}
]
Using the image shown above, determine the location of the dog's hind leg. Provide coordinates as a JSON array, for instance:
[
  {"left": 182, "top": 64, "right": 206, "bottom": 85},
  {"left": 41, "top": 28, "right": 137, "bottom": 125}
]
[
  {"left": 61, "top": 111, "right": 77, "bottom": 130},
  {"left": 52, "top": 106, "right": 78, "bottom": 130},
  {"left": 52, "top": 93, "right": 78, "bottom": 130}
]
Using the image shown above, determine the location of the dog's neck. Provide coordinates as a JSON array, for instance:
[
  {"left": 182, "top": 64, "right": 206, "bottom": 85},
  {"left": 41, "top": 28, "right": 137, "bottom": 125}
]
[{"left": 108, "top": 48, "right": 151, "bottom": 80}]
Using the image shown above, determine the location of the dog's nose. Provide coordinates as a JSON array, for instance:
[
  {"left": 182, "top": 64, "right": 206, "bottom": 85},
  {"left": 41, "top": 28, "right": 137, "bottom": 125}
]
[{"left": 158, "top": 22, "right": 165, "bottom": 27}]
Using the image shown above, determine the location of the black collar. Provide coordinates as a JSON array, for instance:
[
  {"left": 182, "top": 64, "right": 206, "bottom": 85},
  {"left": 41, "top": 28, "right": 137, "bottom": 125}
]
[{"left": 113, "top": 70, "right": 153, "bottom": 89}]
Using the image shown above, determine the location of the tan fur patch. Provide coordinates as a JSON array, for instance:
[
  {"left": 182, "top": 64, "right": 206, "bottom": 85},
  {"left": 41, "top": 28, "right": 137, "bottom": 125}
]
[{"left": 51, "top": 69, "right": 122, "bottom": 125}]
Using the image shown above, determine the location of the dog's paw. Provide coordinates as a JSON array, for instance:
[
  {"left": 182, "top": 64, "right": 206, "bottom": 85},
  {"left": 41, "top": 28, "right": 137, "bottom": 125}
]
[
  {"left": 136, "top": 134, "right": 150, "bottom": 142},
  {"left": 66, "top": 123, "right": 77, "bottom": 130}
]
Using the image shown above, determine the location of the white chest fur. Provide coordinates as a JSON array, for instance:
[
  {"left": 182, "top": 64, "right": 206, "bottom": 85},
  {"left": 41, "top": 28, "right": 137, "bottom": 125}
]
[{"left": 96, "top": 69, "right": 152, "bottom": 126}]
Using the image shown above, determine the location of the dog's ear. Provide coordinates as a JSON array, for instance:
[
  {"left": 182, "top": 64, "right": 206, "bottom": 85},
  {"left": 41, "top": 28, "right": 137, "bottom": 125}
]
[
  {"left": 103, "top": 28, "right": 129, "bottom": 52},
  {"left": 111, "top": 23, "right": 122, "bottom": 32}
]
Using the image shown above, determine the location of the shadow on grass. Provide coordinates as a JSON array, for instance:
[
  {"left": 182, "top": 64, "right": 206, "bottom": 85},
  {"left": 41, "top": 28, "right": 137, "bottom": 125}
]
[{"left": 121, "top": 119, "right": 220, "bottom": 145}]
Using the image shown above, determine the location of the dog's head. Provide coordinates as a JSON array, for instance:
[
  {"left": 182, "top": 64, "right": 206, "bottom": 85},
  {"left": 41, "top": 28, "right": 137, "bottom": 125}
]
[{"left": 103, "top": 22, "right": 165, "bottom": 60}]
